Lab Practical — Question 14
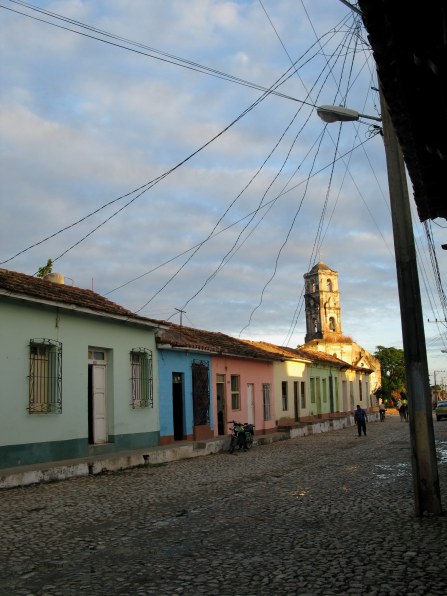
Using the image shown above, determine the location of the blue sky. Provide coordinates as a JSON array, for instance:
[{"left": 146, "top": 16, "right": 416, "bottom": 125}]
[{"left": 1, "top": 0, "right": 446, "bottom": 381}]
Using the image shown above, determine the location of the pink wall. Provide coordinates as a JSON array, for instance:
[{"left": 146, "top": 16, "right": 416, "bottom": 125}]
[{"left": 212, "top": 355, "right": 276, "bottom": 437}]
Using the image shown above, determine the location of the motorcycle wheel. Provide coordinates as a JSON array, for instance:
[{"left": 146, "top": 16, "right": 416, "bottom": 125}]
[
  {"left": 229, "top": 437, "right": 236, "bottom": 454},
  {"left": 245, "top": 435, "right": 253, "bottom": 450}
]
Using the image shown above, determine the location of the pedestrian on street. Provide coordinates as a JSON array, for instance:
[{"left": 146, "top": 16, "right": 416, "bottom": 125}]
[
  {"left": 399, "top": 402, "right": 407, "bottom": 422},
  {"left": 354, "top": 404, "right": 368, "bottom": 436}
]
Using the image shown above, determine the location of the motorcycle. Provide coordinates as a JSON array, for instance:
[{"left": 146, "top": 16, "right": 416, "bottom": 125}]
[{"left": 228, "top": 420, "right": 255, "bottom": 453}]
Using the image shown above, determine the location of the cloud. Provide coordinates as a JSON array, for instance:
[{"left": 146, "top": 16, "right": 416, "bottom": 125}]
[{"left": 1, "top": 0, "right": 446, "bottom": 375}]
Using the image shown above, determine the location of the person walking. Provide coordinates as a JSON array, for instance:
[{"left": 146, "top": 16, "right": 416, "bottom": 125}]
[{"left": 354, "top": 404, "right": 368, "bottom": 436}]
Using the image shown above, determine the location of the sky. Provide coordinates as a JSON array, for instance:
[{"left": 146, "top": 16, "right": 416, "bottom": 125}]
[{"left": 1, "top": 0, "right": 447, "bottom": 383}]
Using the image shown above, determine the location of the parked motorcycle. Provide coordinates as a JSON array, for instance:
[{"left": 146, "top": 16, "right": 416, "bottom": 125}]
[{"left": 228, "top": 420, "right": 255, "bottom": 453}]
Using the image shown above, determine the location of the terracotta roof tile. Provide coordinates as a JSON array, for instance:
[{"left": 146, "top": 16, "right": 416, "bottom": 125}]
[
  {"left": 0, "top": 268, "right": 160, "bottom": 325},
  {"left": 157, "top": 324, "right": 281, "bottom": 361},
  {"left": 244, "top": 339, "right": 374, "bottom": 372}
]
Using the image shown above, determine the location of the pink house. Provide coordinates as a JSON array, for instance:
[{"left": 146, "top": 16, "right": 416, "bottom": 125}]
[{"left": 213, "top": 353, "right": 277, "bottom": 438}]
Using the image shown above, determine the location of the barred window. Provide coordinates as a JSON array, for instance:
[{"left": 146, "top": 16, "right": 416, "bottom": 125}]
[
  {"left": 130, "top": 348, "right": 153, "bottom": 408},
  {"left": 29, "top": 339, "right": 62, "bottom": 414}
]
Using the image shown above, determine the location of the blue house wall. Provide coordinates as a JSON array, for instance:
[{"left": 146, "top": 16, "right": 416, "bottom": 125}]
[{"left": 157, "top": 349, "right": 213, "bottom": 442}]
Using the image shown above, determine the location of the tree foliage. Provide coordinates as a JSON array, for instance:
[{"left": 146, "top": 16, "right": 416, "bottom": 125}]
[
  {"left": 374, "top": 345, "right": 406, "bottom": 405},
  {"left": 36, "top": 259, "right": 53, "bottom": 278}
]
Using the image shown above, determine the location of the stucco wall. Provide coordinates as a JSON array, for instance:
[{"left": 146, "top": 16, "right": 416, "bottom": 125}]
[
  {"left": 273, "top": 360, "right": 308, "bottom": 421},
  {"left": 212, "top": 355, "right": 276, "bottom": 434},
  {"left": 0, "top": 299, "right": 159, "bottom": 467},
  {"left": 157, "top": 349, "right": 212, "bottom": 440}
]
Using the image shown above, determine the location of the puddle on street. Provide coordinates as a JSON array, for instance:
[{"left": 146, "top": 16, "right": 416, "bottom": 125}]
[
  {"left": 436, "top": 441, "right": 447, "bottom": 463},
  {"left": 374, "top": 462, "right": 410, "bottom": 480}
]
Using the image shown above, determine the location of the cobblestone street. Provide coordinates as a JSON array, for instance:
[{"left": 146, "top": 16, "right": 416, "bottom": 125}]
[{"left": 2, "top": 413, "right": 447, "bottom": 596}]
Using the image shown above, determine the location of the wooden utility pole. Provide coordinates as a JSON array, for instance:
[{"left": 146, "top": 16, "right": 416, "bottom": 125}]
[{"left": 380, "top": 91, "right": 442, "bottom": 516}]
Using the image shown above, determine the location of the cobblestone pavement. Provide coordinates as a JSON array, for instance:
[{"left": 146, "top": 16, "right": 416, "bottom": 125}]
[{"left": 2, "top": 413, "right": 447, "bottom": 596}]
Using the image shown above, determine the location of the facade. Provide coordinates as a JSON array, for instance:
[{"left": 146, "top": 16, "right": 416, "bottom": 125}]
[
  {"left": 246, "top": 341, "right": 372, "bottom": 423},
  {"left": 156, "top": 325, "right": 279, "bottom": 442},
  {"left": 244, "top": 341, "right": 310, "bottom": 424},
  {"left": 0, "top": 268, "right": 162, "bottom": 469},
  {"left": 302, "top": 261, "right": 381, "bottom": 401},
  {"left": 156, "top": 326, "right": 213, "bottom": 443}
]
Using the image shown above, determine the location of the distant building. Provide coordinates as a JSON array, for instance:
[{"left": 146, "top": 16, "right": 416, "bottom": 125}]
[{"left": 300, "top": 261, "right": 381, "bottom": 405}]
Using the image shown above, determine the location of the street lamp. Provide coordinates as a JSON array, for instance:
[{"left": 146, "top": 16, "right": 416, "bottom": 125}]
[
  {"left": 316, "top": 104, "right": 381, "bottom": 123},
  {"left": 316, "top": 102, "right": 442, "bottom": 516}
]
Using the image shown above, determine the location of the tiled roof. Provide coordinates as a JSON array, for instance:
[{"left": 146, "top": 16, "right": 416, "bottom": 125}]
[
  {"left": 306, "top": 261, "right": 334, "bottom": 275},
  {"left": 157, "top": 324, "right": 281, "bottom": 361},
  {"left": 245, "top": 340, "right": 357, "bottom": 369},
  {"left": 242, "top": 340, "right": 312, "bottom": 362},
  {"left": 0, "top": 268, "right": 160, "bottom": 325},
  {"left": 299, "top": 347, "right": 373, "bottom": 373}
]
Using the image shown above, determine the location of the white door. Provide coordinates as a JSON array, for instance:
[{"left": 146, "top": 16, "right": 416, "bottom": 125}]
[
  {"left": 92, "top": 364, "right": 107, "bottom": 444},
  {"left": 247, "top": 383, "right": 254, "bottom": 425}
]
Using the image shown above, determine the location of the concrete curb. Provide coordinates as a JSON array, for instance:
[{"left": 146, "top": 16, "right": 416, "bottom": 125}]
[{"left": 0, "top": 414, "right": 367, "bottom": 489}]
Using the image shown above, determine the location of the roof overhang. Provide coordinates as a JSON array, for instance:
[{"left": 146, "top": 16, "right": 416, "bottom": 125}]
[{"left": 358, "top": 0, "right": 447, "bottom": 222}]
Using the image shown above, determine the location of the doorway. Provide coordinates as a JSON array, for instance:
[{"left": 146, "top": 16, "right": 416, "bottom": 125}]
[
  {"left": 247, "top": 383, "right": 254, "bottom": 425},
  {"left": 87, "top": 349, "right": 108, "bottom": 445},
  {"left": 172, "top": 373, "right": 184, "bottom": 440},
  {"left": 216, "top": 374, "right": 225, "bottom": 435}
]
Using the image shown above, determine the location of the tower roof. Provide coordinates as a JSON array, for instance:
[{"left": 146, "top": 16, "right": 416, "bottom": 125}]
[{"left": 307, "top": 261, "right": 336, "bottom": 275}]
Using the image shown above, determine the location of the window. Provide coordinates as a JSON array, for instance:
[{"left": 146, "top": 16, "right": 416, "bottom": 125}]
[
  {"left": 281, "top": 381, "right": 288, "bottom": 411},
  {"left": 329, "top": 317, "right": 336, "bottom": 331},
  {"left": 359, "top": 379, "right": 363, "bottom": 401},
  {"left": 130, "top": 348, "right": 153, "bottom": 408},
  {"left": 29, "top": 339, "right": 62, "bottom": 414},
  {"left": 310, "top": 377, "right": 316, "bottom": 404},
  {"left": 300, "top": 381, "right": 306, "bottom": 409},
  {"left": 263, "top": 383, "right": 271, "bottom": 421},
  {"left": 327, "top": 279, "right": 332, "bottom": 292},
  {"left": 231, "top": 375, "right": 240, "bottom": 410},
  {"left": 322, "top": 378, "right": 327, "bottom": 403}
]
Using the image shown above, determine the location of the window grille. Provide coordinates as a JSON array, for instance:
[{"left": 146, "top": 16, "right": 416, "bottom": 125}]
[
  {"left": 130, "top": 348, "right": 153, "bottom": 408},
  {"left": 29, "top": 339, "right": 62, "bottom": 414}
]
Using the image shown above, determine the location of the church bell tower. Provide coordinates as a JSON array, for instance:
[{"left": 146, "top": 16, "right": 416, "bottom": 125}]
[{"left": 304, "top": 262, "right": 342, "bottom": 343}]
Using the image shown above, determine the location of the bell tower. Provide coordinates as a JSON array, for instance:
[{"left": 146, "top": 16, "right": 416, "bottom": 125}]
[{"left": 304, "top": 262, "right": 342, "bottom": 343}]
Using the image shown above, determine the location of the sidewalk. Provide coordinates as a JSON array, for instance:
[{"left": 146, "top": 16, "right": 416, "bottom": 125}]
[{"left": 0, "top": 413, "right": 362, "bottom": 489}]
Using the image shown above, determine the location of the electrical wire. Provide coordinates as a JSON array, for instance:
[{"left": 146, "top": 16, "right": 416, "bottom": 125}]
[
  {"left": 1, "top": 41, "right": 325, "bottom": 267},
  {"left": 2, "top": 0, "right": 326, "bottom": 105}
]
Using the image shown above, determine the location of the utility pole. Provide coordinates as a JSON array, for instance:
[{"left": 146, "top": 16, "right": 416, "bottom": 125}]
[
  {"left": 328, "top": 0, "right": 442, "bottom": 515},
  {"left": 433, "top": 371, "right": 446, "bottom": 401},
  {"left": 379, "top": 91, "right": 442, "bottom": 515},
  {"left": 175, "top": 308, "right": 186, "bottom": 327}
]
